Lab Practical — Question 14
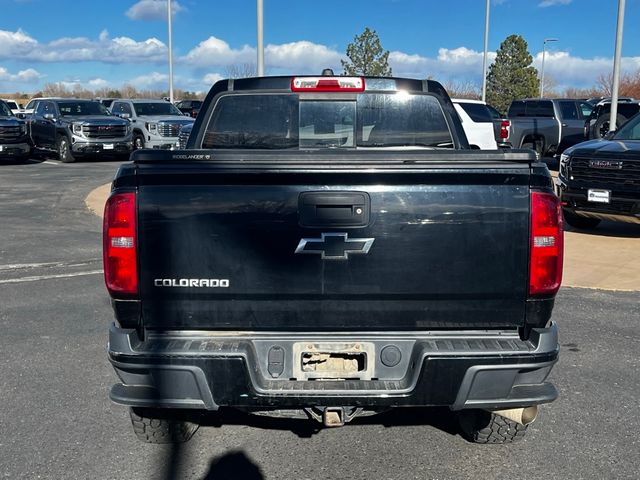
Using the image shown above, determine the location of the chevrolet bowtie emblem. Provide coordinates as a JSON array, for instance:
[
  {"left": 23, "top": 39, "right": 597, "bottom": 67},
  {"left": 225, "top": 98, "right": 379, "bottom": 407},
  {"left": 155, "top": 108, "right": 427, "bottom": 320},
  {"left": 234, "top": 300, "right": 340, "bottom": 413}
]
[{"left": 295, "top": 233, "right": 375, "bottom": 260}]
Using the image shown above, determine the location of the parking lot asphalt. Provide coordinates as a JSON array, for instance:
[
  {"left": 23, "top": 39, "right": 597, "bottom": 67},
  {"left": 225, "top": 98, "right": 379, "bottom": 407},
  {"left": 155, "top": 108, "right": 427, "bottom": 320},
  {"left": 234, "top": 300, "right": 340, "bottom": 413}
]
[{"left": 1, "top": 157, "right": 639, "bottom": 479}]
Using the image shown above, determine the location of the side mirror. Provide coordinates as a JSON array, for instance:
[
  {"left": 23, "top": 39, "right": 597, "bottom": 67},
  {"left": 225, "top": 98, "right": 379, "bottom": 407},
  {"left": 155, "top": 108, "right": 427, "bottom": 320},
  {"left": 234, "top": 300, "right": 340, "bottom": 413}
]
[
  {"left": 120, "top": 113, "right": 131, "bottom": 119},
  {"left": 43, "top": 113, "right": 56, "bottom": 121}
]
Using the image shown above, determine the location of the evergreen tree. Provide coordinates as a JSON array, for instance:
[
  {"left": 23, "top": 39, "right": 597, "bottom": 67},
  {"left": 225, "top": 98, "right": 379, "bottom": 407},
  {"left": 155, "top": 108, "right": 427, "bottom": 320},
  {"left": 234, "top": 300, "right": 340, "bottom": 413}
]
[
  {"left": 486, "top": 35, "right": 539, "bottom": 113},
  {"left": 341, "top": 27, "right": 392, "bottom": 77}
]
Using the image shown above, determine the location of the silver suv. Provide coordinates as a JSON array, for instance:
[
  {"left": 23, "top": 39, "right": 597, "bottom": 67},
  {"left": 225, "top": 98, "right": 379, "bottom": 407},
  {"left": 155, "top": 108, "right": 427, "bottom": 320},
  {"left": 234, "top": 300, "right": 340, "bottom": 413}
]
[{"left": 110, "top": 99, "right": 194, "bottom": 150}]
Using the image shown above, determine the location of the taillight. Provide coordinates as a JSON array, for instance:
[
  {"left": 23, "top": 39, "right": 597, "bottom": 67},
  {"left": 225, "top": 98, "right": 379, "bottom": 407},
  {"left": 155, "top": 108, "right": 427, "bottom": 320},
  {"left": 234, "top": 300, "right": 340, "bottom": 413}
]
[
  {"left": 291, "top": 76, "right": 365, "bottom": 92},
  {"left": 529, "top": 191, "right": 563, "bottom": 296},
  {"left": 500, "top": 120, "right": 510, "bottom": 139},
  {"left": 103, "top": 192, "right": 138, "bottom": 296}
]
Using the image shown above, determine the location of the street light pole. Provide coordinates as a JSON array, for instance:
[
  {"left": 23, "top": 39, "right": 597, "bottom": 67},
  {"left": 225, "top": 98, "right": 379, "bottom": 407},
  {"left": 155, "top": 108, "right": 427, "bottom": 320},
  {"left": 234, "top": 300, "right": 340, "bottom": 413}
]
[
  {"left": 481, "top": 0, "right": 490, "bottom": 102},
  {"left": 609, "top": 0, "right": 626, "bottom": 132},
  {"left": 540, "top": 38, "right": 558, "bottom": 98},
  {"left": 167, "top": 0, "right": 174, "bottom": 103},
  {"left": 257, "top": 0, "right": 264, "bottom": 76}
]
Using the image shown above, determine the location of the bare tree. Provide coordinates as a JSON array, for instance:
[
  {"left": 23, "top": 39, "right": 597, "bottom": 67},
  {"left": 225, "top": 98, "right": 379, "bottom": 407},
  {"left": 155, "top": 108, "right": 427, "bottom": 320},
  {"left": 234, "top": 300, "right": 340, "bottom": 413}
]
[
  {"left": 444, "top": 80, "right": 481, "bottom": 100},
  {"left": 224, "top": 63, "right": 258, "bottom": 79},
  {"left": 596, "top": 70, "right": 640, "bottom": 98},
  {"left": 541, "top": 74, "right": 558, "bottom": 98}
]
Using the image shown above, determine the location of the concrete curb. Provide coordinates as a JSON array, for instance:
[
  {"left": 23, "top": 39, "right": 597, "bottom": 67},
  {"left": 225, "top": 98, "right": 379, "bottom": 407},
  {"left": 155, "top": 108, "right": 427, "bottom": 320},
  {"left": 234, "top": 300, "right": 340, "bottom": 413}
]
[
  {"left": 85, "top": 183, "right": 111, "bottom": 217},
  {"left": 84, "top": 183, "right": 639, "bottom": 292}
]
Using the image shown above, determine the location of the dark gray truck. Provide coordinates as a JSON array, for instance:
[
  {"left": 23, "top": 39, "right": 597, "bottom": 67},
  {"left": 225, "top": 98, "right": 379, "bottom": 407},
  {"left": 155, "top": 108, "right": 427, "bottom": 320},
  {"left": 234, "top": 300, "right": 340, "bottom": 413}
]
[
  {"left": 105, "top": 75, "right": 563, "bottom": 445},
  {"left": 28, "top": 98, "right": 132, "bottom": 162},
  {"left": 506, "top": 98, "right": 593, "bottom": 157}
]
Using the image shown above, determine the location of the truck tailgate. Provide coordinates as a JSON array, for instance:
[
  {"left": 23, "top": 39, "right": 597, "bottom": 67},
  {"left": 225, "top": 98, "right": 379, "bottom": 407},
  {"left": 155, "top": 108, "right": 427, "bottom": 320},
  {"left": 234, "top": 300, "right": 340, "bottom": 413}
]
[{"left": 136, "top": 160, "right": 531, "bottom": 331}]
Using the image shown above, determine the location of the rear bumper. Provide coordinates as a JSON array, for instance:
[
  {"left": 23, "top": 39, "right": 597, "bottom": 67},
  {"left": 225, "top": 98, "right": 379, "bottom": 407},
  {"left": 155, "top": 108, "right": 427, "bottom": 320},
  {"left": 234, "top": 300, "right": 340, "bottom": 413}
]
[{"left": 108, "top": 323, "right": 559, "bottom": 411}]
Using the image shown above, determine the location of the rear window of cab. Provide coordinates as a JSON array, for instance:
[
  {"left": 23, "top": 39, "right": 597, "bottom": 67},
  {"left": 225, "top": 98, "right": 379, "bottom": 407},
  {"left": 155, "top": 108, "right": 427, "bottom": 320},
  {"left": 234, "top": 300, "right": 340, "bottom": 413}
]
[{"left": 202, "top": 93, "right": 454, "bottom": 150}]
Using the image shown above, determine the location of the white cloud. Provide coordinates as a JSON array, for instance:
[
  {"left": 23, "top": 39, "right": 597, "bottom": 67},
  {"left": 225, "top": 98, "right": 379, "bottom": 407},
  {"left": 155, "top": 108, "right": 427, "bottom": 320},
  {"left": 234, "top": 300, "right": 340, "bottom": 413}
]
[
  {"left": 265, "top": 41, "right": 342, "bottom": 71},
  {"left": 183, "top": 37, "right": 341, "bottom": 73},
  {"left": 0, "top": 66, "right": 43, "bottom": 82},
  {"left": 0, "top": 29, "right": 38, "bottom": 57},
  {"left": 203, "top": 73, "right": 223, "bottom": 85},
  {"left": 183, "top": 36, "right": 254, "bottom": 66},
  {"left": 128, "top": 71, "right": 169, "bottom": 89},
  {"left": 389, "top": 47, "right": 496, "bottom": 80},
  {"left": 88, "top": 78, "right": 110, "bottom": 88},
  {"left": 126, "top": 0, "right": 184, "bottom": 20},
  {"left": 0, "top": 29, "right": 167, "bottom": 63},
  {"left": 533, "top": 50, "right": 640, "bottom": 89},
  {"left": 539, "top": 0, "right": 572, "bottom": 6}
]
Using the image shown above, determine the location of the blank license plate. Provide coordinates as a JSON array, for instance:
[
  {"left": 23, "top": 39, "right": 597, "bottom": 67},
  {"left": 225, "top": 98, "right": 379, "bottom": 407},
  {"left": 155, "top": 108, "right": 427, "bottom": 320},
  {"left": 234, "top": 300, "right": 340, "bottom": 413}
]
[
  {"left": 588, "top": 189, "right": 610, "bottom": 203},
  {"left": 103, "top": 144, "right": 114, "bottom": 150}
]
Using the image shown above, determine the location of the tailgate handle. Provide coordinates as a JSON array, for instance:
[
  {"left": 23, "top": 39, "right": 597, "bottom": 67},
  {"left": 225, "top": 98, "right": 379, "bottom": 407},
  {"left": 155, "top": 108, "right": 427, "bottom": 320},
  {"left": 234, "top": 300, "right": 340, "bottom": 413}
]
[{"left": 299, "top": 192, "right": 370, "bottom": 228}]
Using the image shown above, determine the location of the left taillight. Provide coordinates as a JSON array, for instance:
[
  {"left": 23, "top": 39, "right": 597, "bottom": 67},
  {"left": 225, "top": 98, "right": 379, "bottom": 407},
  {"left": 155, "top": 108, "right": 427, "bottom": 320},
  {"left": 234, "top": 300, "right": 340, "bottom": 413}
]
[
  {"left": 500, "top": 120, "right": 510, "bottom": 139},
  {"left": 529, "top": 191, "right": 564, "bottom": 296},
  {"left": 103, "top": 192, "right": 138, "bottom": 296}
]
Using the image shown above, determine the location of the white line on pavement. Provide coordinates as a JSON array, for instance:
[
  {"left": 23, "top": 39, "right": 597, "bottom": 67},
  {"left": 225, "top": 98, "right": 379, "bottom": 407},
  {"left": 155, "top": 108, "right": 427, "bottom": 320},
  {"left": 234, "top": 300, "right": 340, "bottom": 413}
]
[
  {"left": 0, "top": 262, "right": 64, "bottom": 271},
  {"left": 43, "top": 160, "right": 59, "bottom": 165},
  {"left": 0, "top": 270, "right": 103, "bottom": 284},
  {"left": 0, "top": 260, "right": 100, "bottom": 271}
]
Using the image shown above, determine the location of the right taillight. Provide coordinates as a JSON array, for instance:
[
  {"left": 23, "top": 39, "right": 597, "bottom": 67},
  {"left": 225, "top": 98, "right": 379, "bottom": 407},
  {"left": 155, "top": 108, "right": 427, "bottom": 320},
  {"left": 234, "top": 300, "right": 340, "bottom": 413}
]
[
  {"left": 500, "top": 120, "right": 510, "bottom": 139},
  {"left": 529, "top": 191, "right": 564, "bottom": 296},
  {"left": 103, "top": 192, "right": 138, "bottom": 296}
]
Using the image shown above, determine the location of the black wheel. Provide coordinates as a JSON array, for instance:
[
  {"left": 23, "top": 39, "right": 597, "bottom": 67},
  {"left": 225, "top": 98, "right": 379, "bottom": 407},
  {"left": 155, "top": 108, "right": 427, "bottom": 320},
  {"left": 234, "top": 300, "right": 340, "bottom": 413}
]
[
  {"left": 563, "top": 209, "right": 601, "bottom": 229},
  {"left": 458, "top": 410, "right": 528, "bottom": 444},
  {"left": 129, "top": 408, "right": 199, "bottom": 444},
  {"left": 594, "top": 113, "right": 625, "bottom": 139},
  {"left": 522, "top": 138, "right": 544, "bottom": 158},
  {"left": 133, "top": 133, "right": 145, "bottom": 150},
  {"left": 57, "top": 135, "right": 75, "bottom": 163}
]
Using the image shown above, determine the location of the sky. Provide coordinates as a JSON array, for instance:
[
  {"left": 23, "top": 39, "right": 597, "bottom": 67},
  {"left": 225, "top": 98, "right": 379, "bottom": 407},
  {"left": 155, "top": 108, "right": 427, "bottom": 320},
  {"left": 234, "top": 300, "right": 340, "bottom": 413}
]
[{"left": 0, "top": 0, "right": 639, "bottom": 94}]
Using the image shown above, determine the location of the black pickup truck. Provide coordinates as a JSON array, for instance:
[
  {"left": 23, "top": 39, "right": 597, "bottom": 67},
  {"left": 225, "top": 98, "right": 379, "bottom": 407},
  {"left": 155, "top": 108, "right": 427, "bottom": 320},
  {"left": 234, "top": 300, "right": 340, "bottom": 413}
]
[
  {"left": 105, "top": 74, "right": 563, "bottom": 445},
  {"left": 559, "top": 112, "right": 640, "bottom": 228},
  {"left": 0, "top": 99, "right": 30, "bottom": 161}
]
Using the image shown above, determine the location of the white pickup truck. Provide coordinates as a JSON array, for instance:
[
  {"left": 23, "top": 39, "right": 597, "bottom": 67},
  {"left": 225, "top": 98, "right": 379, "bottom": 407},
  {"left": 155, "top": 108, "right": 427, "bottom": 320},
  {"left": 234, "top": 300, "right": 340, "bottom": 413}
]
[
  {"left": 1, "top": 99, "right": 24, "bottom": 116},
  {"left": 452, "top": 99, "right": 499, "bottom": 150},
  {"left": 109, "top": 99, "right": 194, "bottom": 150}
]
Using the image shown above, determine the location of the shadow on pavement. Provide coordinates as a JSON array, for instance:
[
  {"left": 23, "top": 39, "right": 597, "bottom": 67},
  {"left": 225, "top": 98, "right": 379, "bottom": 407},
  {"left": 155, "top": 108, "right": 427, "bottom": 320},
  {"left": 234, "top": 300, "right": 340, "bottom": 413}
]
[
  {"left": 564, "top": 220, "right": 640, "bottom": 239},
  {"left": 201, "top": 451, "right": 264, "bottom": 480},
  {"left": 198, "top": 406, "right": 461, "bottom": 439},
  {"left": 157, "top": 407, "right": 461, "bottom": 479}
]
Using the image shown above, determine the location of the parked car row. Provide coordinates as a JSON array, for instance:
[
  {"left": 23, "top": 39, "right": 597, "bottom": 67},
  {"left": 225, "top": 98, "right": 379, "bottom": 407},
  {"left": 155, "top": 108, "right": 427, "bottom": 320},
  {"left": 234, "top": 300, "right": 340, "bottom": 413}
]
[{"left": 0, "top": 96, "right": 196, "bottom": 163}]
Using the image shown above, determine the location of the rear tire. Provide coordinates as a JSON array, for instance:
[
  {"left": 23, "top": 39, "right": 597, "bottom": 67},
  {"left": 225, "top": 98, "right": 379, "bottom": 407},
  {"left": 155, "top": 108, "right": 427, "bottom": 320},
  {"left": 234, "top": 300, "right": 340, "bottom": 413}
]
[
  {"left": 57, "top": 135, "right": 75, "bottom": 163},
  {"left": 522, "top": 138, "right": 544, "bottom": 158},
  {"left": 594, "top": 113, "right": 626, "bottom": 139},
  {"left": 458, "top": 409, "right": 528, "bottom": 444},
  {"left": 563, "top": 209, "right": 601, "bottom": 229},
  {"left": 129, "top": 408, "right": 199, "bottom": 444}
]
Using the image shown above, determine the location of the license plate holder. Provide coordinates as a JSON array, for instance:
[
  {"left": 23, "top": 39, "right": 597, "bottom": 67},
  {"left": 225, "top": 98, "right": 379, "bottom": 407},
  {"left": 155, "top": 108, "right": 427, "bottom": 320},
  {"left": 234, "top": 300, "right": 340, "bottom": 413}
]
[
  {"left": 587, "top": 189, "right": 610, "bottom": 203},
  {"left": 103, "top": 143, "right": 114, "bottom": 150},
  {"left": 292, "top": 342, "right": 374, "bottom": 380}
]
